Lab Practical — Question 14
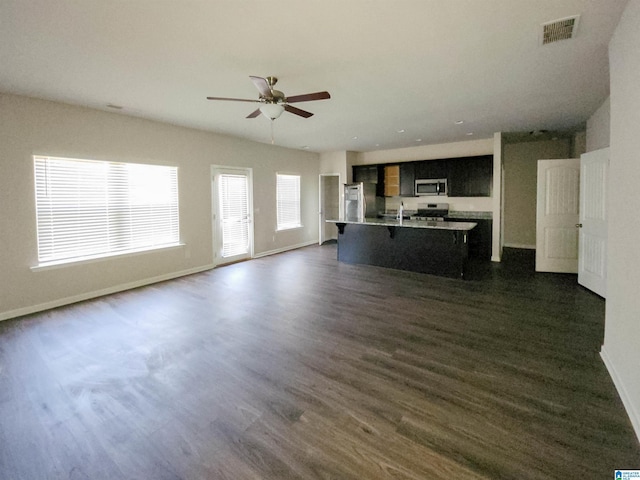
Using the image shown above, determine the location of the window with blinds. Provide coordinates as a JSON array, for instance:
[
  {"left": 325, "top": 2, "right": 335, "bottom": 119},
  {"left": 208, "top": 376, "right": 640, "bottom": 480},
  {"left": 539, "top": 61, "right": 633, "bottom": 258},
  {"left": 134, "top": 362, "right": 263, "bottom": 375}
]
[
  {"left": 34, "top": 155, "right": 179, "bottom": 265},
  {"left": 276, "top": 174, "right": 302, "bottom": 231}
]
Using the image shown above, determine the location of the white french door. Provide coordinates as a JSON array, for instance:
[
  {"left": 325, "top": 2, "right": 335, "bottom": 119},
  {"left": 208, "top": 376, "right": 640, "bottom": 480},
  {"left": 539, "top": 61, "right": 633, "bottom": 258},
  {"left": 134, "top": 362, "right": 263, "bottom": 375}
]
[{"left": 211, "top": 166, "right": 253, "bottom": 266}]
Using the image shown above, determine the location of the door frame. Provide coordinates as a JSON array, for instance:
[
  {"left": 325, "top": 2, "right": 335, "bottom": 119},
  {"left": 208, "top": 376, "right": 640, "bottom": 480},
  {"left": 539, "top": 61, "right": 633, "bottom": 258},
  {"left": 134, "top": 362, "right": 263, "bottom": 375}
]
[
  {"left": 211, "top": 165, "right": 254, "bottom": 266},
  {"left": 319, "top": 173, "right": 341, "bottom": 245},
  {"left": 535, "top": 158, "right": 581, "bottom": 273}
]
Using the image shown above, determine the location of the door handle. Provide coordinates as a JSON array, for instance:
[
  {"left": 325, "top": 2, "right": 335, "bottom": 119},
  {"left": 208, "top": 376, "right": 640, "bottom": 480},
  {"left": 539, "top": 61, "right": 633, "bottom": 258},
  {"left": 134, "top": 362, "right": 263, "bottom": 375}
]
[{"left": 575, "top": 223, "right": 583, "bottom": 228}]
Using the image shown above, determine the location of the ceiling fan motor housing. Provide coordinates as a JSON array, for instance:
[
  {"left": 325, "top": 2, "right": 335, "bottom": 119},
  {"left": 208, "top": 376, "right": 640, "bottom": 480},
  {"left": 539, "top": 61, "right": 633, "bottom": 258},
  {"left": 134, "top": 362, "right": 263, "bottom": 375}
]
[{"left": 267, "top": 90, "right": 285, "bottom": 104}]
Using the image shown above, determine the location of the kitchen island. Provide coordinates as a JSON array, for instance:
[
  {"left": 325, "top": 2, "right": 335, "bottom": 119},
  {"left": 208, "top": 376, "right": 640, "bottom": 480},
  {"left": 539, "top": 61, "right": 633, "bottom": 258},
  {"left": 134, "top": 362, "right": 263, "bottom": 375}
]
[{"left": 328, "top": 218, "right": 477, "bottom": 279}]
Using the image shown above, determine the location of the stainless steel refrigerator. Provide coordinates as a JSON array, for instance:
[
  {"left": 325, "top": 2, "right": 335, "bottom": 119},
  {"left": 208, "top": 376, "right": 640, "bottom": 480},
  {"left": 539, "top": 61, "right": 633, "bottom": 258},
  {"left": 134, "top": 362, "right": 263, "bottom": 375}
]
[{"left": 344, "top": 183, "right": 382, "bottom": 221}]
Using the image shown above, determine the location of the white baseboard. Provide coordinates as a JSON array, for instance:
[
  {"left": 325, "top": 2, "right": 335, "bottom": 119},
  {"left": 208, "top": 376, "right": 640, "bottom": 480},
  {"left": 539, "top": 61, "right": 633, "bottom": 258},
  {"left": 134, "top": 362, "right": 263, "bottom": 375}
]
[
  {"left": 601, "top": 345, "right": 640, "bottom": 444},
  {"left": 0, "top": 264, "right": 214, "bottom": 322},
  {"left": 503, "top": 243, "right": 536, "bottom": 250},
  {"left": 253, "top": 240, "right": 317, "bottom": 259},
  {"left": 2, "top": 241, "right": 318, "bottom": 321}
]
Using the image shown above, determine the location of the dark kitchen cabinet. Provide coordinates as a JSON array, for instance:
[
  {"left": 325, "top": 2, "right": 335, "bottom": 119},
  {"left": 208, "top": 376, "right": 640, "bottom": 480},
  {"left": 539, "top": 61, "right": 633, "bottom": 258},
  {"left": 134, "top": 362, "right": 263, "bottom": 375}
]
[
  {"left": 448, "top": 155, "right": 493, "bottom": 197},
  {"left": 445, "top": 217, "right": 492, "bottom": 259},
  {"left": 353, "top": 165, "right": 385, "bottom": 197},
  {"left": 399, "top": 162, "right": 415, "bottom": 196},
  {"left": 414, "top": 159, "right": 448, "bottom": 179},
  {"left": 353, "top": 165, "right": 378, "bottom": 184}
]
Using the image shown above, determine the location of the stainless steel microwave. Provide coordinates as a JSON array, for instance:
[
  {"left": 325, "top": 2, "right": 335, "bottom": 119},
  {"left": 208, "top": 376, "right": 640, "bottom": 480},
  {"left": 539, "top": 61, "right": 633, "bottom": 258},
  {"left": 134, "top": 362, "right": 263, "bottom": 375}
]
[{"left": 415, "top": 178, "right": 447, "bottom": 196}]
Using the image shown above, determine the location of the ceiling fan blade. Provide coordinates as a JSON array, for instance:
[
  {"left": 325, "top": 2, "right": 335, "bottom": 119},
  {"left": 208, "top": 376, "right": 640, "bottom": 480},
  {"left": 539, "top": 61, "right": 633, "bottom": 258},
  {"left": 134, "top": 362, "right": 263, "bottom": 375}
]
[
  {"left": 246, "top": 109, "right": 261, "bottom": 119},
  {"left": 249, "top": 76, "right": 272, "bottom": 97},
  {"left": 285, "top": 105, "right": 314, "bottom": 118},
  {"left": 206, "top": 96, "right": 260, "bottom": 103},
  {"left": 286, "top": 91, "right": 331, "bottom": 103}
]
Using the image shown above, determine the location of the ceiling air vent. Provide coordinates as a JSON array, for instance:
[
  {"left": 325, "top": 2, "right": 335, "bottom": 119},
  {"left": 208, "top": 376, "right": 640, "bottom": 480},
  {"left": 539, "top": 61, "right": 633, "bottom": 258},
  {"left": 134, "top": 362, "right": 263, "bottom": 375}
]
[{"left": 541, "top": 15, "right": 580, "bottom": 45}]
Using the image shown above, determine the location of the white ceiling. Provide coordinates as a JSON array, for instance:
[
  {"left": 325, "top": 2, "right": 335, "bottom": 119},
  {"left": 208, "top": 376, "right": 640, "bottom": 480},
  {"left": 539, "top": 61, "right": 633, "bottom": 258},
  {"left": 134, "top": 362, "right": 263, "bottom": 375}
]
[{"left": 0, "top": 0, "right": 628, "bottom": 153}]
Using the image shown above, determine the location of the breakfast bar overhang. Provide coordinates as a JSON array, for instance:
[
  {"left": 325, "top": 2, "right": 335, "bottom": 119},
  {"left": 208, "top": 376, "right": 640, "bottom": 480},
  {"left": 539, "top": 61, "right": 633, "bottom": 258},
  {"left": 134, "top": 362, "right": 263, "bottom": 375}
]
[{"left": 328, "top": 219, "right": 477, "bottom": 279}]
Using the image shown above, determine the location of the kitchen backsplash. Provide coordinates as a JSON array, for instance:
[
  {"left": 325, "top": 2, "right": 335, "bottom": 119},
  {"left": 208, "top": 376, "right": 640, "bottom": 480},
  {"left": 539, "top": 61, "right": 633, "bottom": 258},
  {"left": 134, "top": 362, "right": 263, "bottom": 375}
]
[{"left": 384, "top": 196, "right": 493, "bottom": 217}]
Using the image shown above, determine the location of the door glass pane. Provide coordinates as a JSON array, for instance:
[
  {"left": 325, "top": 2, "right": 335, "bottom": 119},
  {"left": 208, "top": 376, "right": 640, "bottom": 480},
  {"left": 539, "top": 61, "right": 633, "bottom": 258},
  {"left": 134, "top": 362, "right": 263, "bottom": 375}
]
[{"left": 219, "top": 174, "right": 249, "bottom": 258}]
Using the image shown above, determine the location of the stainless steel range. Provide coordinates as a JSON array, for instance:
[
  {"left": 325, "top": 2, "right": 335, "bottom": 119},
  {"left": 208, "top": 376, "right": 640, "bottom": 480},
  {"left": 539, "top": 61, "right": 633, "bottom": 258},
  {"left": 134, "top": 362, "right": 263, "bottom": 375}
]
[{"left": 410, "top": 203, "right": 449, "bottom": 221}]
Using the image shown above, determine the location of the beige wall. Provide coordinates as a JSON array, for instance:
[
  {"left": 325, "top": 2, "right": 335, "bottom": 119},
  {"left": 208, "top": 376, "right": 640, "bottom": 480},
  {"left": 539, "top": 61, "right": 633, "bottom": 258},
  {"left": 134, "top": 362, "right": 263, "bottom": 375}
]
[
  {"left": 602, "top": 0, "right": 640, "bottom": 441},
  {"left": 586, "top": 96, "right": 611, "bottom": 151},
  {"left": 502, "top": 139, "right": 571, "bottom": 248},
  {"left": 573, "top": 131, "right": 587, "bottom": 157},
  {"left": 355, "top": 138, "right": 494, "bottom": 165},
  {"left": 0, "top": 93, "right": 320, "bottom": 320},
  {"left": 319, "top": 150, "right": 348, "bottom": 180}
]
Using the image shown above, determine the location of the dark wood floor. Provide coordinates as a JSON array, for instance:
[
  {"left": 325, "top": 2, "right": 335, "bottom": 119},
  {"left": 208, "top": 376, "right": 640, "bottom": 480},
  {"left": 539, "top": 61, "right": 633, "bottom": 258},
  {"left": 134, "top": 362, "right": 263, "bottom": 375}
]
[{"left": 1, "top": 245, "right": 638, "bottom": 479}]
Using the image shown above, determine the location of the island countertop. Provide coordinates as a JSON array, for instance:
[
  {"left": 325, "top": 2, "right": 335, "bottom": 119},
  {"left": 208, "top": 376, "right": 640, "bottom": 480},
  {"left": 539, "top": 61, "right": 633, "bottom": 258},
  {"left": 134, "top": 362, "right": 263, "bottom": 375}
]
[{"left": 327, "top": 217, "right": 477, "bottom": 231}]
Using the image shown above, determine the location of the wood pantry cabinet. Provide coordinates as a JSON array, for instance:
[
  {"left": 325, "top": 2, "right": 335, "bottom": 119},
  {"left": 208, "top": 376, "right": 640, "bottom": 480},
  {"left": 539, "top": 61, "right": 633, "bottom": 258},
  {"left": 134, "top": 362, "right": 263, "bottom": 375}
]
[{"left": 384, "top": 165, "right": 400, "bottom": 197}]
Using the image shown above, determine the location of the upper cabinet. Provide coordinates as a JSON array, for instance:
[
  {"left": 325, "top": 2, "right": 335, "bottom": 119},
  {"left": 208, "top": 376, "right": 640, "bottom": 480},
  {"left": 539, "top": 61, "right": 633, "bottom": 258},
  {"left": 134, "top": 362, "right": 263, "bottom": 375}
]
[
  {"left": 447, "top": 155, "right": 493, "bottom": 197},
  {"left": 384, "top": 165, "right": 400, "bottom": 197},
  {"left": 354, "top": 155, "right": 493, "bottom": 197},
  {"left": 414, "top": 159, "right": 448, "bottom": 179},
  {"left": 353, "top": 165, "right": 385, "bottom": 196},
  {"left": 399, "top": 163, "right": 415, "bottom": 197},
  {"left": 353, "top": 165, "right": 379, "bottom": 184}
]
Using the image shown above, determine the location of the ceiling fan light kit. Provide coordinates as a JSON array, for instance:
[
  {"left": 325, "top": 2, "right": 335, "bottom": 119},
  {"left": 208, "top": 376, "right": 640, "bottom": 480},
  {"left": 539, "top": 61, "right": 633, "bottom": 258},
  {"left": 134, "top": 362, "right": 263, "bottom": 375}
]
[
  {"left": 207, "top": 75, "right": 330, "bottom": 121},
  {"left": 259, "top": 103, "right": 285, "bottom": 120}
]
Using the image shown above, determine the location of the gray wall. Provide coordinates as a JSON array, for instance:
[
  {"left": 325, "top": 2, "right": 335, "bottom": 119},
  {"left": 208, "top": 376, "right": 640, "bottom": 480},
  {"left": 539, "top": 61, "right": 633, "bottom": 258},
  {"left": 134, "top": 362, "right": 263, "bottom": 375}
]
[{"left": 502, "top": 138, "right": 571, "bottom": 248}]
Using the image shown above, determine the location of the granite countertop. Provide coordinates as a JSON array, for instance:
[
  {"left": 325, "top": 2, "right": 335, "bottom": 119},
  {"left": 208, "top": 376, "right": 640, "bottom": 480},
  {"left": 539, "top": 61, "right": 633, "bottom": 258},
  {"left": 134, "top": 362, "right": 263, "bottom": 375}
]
[
  {"left": 446, "top": 211, "right": 493, "bottom": 220},
  {"left": 327, "top": 218, "right": 477, "bottom": 231}
]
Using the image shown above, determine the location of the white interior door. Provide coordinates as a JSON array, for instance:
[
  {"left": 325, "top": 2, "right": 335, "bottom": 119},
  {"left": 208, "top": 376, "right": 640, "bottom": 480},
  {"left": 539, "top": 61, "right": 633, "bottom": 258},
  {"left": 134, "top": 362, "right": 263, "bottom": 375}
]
[
  {"left": 535, "top": 159, "right": 580, "bottom": 273},
  {"left": 212, "top": 166, "right": 253, "bottom": 266},
  {"left": 578, "top": 148, "right": 609, "bottom": 297}
]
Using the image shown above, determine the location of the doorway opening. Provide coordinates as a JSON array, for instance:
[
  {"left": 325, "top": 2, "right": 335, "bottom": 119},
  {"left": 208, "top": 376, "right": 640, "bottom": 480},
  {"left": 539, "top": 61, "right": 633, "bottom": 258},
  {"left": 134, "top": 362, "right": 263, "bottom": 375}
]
[{"left": 319, "top": 174, "right": 341, "bottom": 245}]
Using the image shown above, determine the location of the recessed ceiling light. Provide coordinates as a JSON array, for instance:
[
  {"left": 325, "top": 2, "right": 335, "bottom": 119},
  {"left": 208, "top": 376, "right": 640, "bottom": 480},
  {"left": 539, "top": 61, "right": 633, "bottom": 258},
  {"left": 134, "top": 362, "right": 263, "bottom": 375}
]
[
  {"left": 397, "top": 129, "right": 405, "bottom": 133},
  {"left": 301, "top": 145, "right": 310, "bottom": 150},
  {"left": 466, "top": 132, "right": 474, "bottom": 136},
  {"left": 106, "top": 103, "right": 123, "bottom": 110},
  {"left": 455, "top": 120, "right": 464, "bottom": 125},
  {"left": 352, "top": 136, "right": 358, "bottom": 140},
  {"left": 375, "top": 144, "right": 380, "bottom": 147},
  {"left": 415, "top": 139, "right": 422, "bottom": 142}
]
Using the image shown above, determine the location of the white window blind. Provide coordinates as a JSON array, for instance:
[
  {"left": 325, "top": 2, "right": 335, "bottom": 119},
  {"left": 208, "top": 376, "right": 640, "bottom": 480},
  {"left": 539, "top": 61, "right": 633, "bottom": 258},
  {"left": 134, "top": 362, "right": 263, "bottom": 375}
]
[
  {"left": 219, "top": 174, "right": 250, "bottom": 258},
  {"left": 34, "top": 155, "right": 179, "bottom": 265},
  {"left": 276, "top": 174, "right": 301, "bottom": 230}
]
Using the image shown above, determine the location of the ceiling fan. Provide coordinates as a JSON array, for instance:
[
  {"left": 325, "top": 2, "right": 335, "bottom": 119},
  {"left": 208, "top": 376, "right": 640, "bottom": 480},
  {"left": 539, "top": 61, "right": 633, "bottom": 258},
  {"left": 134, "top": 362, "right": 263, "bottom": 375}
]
[{"left": 206, "top": 76, "right": 331, "bottom": 120}]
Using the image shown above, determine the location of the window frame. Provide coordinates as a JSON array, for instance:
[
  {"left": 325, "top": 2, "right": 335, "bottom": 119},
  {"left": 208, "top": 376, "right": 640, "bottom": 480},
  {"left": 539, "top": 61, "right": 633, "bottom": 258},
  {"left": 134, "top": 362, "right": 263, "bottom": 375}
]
[
  {"left": 276, "top": 173, "right": 302, "bottom": 231},
  {"left": 32, "top": 155, "right": 181, "bottom": 268}
]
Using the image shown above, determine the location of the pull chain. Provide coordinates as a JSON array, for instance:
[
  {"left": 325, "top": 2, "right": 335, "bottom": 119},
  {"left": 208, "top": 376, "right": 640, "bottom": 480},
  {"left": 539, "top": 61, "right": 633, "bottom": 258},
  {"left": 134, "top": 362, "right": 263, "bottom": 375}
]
[{"left": 270, "top": 119, "right": 275, "bottom": 145}]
